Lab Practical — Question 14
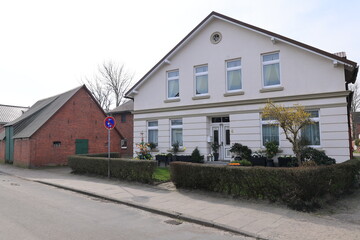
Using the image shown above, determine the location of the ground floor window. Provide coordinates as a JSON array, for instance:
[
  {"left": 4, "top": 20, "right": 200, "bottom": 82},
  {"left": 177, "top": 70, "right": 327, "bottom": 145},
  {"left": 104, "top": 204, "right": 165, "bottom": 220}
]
[
  {"left": 147, "top": 121, "right": 158, "bottom": 144},
  {"left": 302, "top": 110, "right": 320, "bottom": 146},
  {"left": 261, "top": 117, "right": 279, "bottom": 146},
  {"left": 171, "top": 119, "right": 183, "bottom": 146}
]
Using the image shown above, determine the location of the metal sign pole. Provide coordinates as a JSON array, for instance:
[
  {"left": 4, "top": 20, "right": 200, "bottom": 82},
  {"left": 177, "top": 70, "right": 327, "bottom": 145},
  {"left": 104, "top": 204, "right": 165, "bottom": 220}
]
[{"left": 108, "top": 128, "right": 110, "bottom": 178}]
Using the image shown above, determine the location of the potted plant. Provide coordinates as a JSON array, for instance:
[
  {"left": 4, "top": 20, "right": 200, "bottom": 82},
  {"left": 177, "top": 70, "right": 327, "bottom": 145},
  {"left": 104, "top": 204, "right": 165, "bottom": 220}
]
[
  {"left": 264, "top": 141, "right": 279, "bottom": 167},
  {"left": 148, "top": 142, "right": 158, "bottom": 152},
  {"left": 210, "top": 142, "right": 220, "bottom": 161},
  {"left": 171, "top": 142, "right": 180, "bottom": 161}
]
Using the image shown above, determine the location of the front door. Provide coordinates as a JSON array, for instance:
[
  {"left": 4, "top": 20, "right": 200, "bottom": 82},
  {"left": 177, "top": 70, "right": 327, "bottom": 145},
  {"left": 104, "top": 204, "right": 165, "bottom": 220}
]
[{"left": 211, "top": 123, "right": 231, "bottom": 161}]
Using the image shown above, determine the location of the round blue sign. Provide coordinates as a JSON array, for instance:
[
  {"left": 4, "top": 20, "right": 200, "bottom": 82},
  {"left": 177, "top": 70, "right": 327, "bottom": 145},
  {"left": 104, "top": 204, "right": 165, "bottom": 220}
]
[{"left": 104, "top": 116, "right": 116, "bottom": 130}]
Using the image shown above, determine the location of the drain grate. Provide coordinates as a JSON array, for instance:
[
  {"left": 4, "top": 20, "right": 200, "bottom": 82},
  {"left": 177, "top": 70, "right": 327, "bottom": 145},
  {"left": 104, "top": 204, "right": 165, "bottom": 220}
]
[{"left": 164, "top": 219, "right": 182, "bottom": 225}]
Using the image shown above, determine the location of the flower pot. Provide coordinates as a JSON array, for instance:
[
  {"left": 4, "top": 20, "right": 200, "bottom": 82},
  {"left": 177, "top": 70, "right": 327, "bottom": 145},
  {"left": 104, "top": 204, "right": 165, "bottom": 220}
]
[{"left": 213, "top": 153, "right": 219, "bottom": 161}]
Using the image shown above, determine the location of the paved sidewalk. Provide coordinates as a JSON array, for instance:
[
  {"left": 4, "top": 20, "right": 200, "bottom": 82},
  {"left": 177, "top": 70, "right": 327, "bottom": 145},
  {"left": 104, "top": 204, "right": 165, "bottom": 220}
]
[{"left": 0, "top": 164, "right": 359, "bottom": 240}]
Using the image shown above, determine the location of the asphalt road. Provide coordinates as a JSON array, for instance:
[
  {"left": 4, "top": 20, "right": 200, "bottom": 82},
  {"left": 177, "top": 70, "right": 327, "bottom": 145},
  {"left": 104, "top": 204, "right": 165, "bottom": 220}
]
[{"left": 0, "top": 172, "right": 251, "bottom": 240}]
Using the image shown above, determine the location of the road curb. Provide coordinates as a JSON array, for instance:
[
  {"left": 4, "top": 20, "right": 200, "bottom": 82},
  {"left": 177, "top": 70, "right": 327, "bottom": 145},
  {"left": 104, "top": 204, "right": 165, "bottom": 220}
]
[{"left": 34, "top": 180, "right": 266, "bottom": 240}]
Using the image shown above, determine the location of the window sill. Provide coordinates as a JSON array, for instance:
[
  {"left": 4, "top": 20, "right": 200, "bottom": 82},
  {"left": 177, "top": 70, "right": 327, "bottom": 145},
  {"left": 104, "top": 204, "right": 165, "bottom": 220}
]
[
  {"left": 259, "top": 86, "right": 284, "bottom": 93},
  {"left": 192, "top": 95, "right": 210, "bottom": 100},
  {"left": 223, "top": 91, "right": 245, "bottom": 97},
  {"left": 164, "top": 98, "right": 180, "bottom": 103}
]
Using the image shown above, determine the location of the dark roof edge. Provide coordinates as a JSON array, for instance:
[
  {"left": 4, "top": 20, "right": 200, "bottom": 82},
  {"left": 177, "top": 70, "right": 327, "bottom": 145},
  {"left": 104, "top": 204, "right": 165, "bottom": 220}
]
[
  {"left": 125, "top": 11, "right": 358, "bottom": 96},
  {"left": 0, "top": 104, "right": 29, "bottom": 109}
]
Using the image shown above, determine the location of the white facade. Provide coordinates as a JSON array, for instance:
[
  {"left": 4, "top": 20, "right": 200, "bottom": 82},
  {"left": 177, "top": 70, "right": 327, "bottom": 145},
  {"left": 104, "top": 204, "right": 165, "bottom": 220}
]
[{"left": 128, "top": 12, "right": 358, "bottom": 163}]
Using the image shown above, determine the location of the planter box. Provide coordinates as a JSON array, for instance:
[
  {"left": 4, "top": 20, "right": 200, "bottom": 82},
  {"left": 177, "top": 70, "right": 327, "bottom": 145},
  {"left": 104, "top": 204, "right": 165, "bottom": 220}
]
[
  {"left": 278, "top": 157, "right": 298, "bottom": 167},
  {"left": 176, "top": 155, "right": 192, "bottom": 162},
  {"left": 250, "top": 156, "right": 267, "bottom": 166},
  {"left": 155, "top": 155, "right": 171, "bottom": 166}
]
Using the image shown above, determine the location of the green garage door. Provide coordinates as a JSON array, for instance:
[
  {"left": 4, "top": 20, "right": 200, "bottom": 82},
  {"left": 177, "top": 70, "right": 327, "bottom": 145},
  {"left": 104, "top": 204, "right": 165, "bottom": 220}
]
[
  {"left": 75, "top": 139, "right": 88, "bottom": 154},
  {"left": 5, "top": 126, "right": 14, "bottom": 163}
]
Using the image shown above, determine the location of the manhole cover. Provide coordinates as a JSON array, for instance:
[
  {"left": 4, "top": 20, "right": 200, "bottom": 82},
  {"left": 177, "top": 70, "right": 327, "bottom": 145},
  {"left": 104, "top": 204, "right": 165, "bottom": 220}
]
[{"left": 164, "top": 219, "right": 182, "bottom": 225}]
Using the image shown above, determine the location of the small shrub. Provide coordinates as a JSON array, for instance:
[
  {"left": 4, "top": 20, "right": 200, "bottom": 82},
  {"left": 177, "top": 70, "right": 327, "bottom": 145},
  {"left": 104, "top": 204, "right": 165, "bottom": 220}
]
[
  {"left": 301, "top": 147, "right": 336, "bottom": 165},
  {"left": 229, "top": 143, "right": 252, "bottom": 160},
  {"left": 191, "top": 147, "right": 204, "bottom": 163},
  {"left": 355, "top": 139, "right": 360, "bottom": 147}
]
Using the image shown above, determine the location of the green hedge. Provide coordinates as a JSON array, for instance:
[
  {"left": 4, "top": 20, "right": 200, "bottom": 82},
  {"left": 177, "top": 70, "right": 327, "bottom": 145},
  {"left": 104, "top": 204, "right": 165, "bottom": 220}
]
[
  {"left": 79, "top": 152, "right": 120, "bottom": 158},
  {"left": 170, "top": 159, "right": 360, "bottom": 211},
  {"left": 68, "top": 154, "right": 156, "bottom": 183}
]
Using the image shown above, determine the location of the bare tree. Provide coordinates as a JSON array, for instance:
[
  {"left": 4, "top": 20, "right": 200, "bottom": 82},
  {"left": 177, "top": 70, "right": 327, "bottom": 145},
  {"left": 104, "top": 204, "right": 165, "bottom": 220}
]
[
  {"left": 350, "top": 83, "right": 360, "bottom": 113},
  {"left": 99, "top": 62, "right": 133, "bottom": 107},
  {"left": 82, "top": 61, "right": 133, "bottom": 111}
]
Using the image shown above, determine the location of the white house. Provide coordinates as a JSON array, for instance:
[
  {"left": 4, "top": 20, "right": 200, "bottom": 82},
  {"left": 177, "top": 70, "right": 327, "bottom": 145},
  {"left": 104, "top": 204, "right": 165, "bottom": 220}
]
[{"left": 126, "top": 12, "right": 358, "bottom": 163}]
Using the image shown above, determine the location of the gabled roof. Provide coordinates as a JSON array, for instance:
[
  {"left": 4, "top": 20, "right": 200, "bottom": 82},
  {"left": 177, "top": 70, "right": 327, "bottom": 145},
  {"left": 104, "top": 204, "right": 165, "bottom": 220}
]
[
  {"left": 5, "top": 86, "right": 83, "bottom": 139},
  {"left": 126, "top": 11, "right": 358, "bottom": 97},
  {"left": 108, "top": 100, "right": 134, "bottom": 114},
  {"left": 0, "top": 104, "right": 29, "bottom": 124}
]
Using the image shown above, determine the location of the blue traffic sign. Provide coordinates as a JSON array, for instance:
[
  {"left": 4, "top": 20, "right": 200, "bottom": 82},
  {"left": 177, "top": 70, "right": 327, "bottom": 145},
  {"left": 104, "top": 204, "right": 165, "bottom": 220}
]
[{"left": 104, "top": 116, "right": 116, "bottom": 130}]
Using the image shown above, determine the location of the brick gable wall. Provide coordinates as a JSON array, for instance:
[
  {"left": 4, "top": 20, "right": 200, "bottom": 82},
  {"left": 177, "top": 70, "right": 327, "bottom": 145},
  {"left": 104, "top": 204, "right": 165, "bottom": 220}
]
[{"left": 13, "top": 87, "right": 122, "bottom": 167}]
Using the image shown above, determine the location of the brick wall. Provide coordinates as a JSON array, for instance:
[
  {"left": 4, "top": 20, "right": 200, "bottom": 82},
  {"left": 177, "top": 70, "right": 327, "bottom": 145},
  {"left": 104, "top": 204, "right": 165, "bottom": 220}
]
[
  {"left": 13, "top": 87, "right": 122, "bottom": 167},
  {"left": 113, "top": 112, "right": 133, "bottom": 157}
]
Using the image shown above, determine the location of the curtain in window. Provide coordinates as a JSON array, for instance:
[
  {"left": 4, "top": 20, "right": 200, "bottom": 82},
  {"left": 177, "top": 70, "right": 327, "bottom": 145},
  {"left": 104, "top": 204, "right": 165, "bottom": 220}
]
[
  {"left": 196, "top": 75, "right": 208, "bottom": 94},
  {"left": 168, "top": 79, "right": 179, "bottom": 98},
  {"left": 171, "top": 129, "right": 183, "bottom": 146},
  {"left": 263, "top": 63, "right": 280, "bottom": 86},
  {"left": 148, "top": 129, "right": 158, "bottom": 144},
  {"left": 227, "top": 69, "right": 241, "bottom": 91},
  {"left": 262, "top": 125, "right": 279, "bottom": 145},
  {"left": 302, "top": 123, "right": 320, "bottom": 145}
]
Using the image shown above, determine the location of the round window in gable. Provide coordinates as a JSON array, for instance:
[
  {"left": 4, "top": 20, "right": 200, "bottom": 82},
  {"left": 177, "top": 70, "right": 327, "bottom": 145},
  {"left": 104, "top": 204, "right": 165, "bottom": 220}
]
[{"left": 210, "top": 32, "right": 222, "bottom": 44}]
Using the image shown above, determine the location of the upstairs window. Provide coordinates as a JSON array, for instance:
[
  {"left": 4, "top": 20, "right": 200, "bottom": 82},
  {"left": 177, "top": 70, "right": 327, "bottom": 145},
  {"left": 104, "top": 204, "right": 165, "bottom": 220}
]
[
  {"left": 226, "top": 59, "right": 242, "bottom": 91},
  {"left": 301, "top": 110, "right": 320, "bottom": 146},
  {"left": 195, "top": 65, "right": 208, "bottom": 95},
  {"left": 167, "top": 70, "right": 179, "bottom": 98},
  {"left": 262, "top": 53, "right": 280, "bottom": 87},
  {"left": 147, "top": 121, "right": 158, "bottom": 144}
]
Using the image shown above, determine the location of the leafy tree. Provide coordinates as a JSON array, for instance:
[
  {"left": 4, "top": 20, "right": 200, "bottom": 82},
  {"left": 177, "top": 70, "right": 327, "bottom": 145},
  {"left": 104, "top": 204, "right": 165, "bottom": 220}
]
[{"left": 262, "top": 101, "right": 313, "bottom": 164}]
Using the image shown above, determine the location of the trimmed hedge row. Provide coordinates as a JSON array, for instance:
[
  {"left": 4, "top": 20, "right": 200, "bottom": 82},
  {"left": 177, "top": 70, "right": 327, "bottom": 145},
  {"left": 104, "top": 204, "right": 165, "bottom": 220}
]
[
  {"left": 68, "top": 154, "right": 157, "bottom": 183},
  {"left": 170, "top": 159, "right": 360, "bottom": 211}
]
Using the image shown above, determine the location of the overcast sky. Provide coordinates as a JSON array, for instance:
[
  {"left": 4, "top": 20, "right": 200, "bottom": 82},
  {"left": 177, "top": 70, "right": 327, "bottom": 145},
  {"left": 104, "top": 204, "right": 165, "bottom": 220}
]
[{"left": 1, "top": 0, "right": 359, "bottom": 108}]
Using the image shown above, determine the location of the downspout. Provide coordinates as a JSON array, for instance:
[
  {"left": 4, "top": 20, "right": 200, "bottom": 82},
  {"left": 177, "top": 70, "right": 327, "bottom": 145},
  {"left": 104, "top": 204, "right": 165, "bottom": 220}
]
[{"left": 346, "top": 88, "right": 354, "bottom": 159}]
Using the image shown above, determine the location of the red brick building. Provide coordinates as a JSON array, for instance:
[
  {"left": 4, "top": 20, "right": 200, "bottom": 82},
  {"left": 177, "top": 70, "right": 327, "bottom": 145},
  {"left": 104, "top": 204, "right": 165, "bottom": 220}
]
[
  {"left": 0, "top": 85, "right": 123, "bottom": 167},
  {"left": 108, "top": 100, "right": 134, "bottom": 157}
]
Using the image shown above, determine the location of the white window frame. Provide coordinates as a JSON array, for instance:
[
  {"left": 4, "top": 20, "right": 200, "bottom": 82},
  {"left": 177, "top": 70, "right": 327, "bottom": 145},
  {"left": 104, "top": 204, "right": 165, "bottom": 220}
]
[
  {"left": 170, "top": 119, "right": 183, "bottom": 147},
  {"left": 121, "top": 139, "right": 128, "bottom": 149},
  {"left": 167, "top": 70, "right": 179, "bottom": 99},
  {"left": 302, "top": 110, "right": 321, "bottom": 147},
  {"left": 194, "top": 65, "right": 208, "bottom": 96},
  {"left": 147, "top": 121, "right": 158, "bottom": 144},
  {"left": 226, "top": 59, "right": 242, "bottom": 92},
  {"left": 261, "top": 117, "right": 280, "bottom": 147},
  {"left": 262, "top": 52, "right": 281, "bottom": 88}
]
